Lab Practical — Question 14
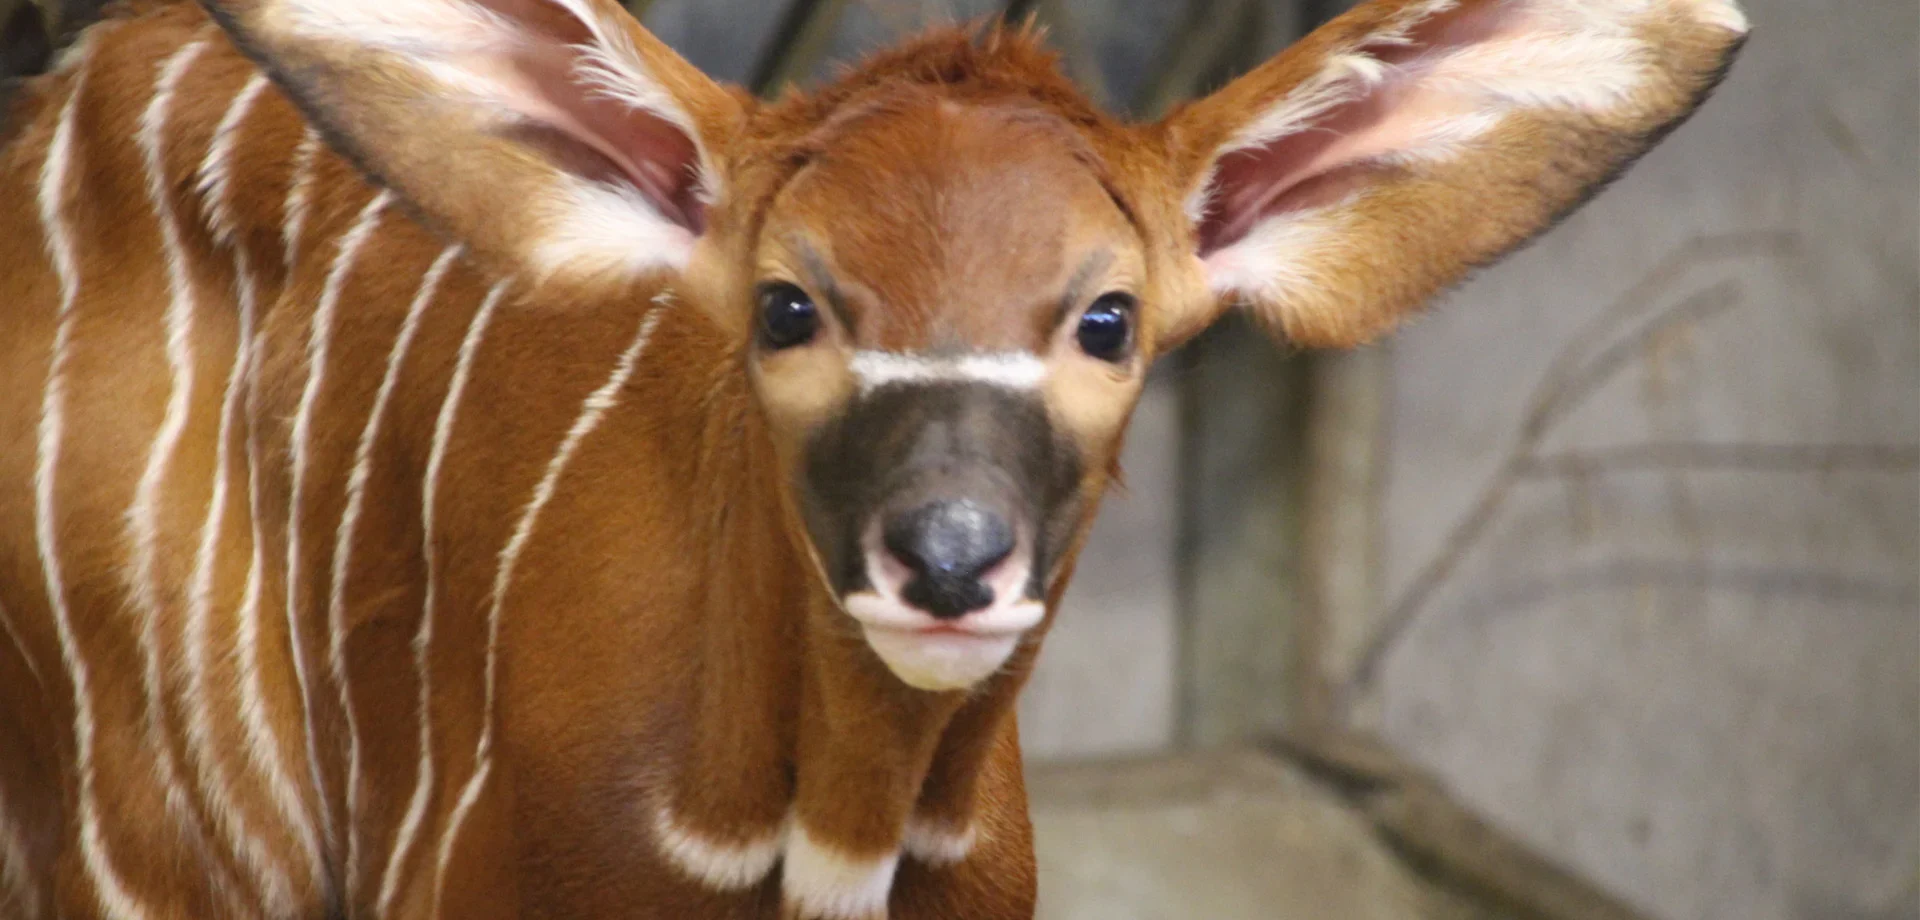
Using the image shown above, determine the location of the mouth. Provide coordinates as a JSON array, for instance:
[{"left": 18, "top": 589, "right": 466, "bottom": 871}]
[
  {"left": 843, "top": 593, "right": 1046, "bottom": 691},
  {"left": 841, "top": 520, "right": 1046, "bottom": 691}
]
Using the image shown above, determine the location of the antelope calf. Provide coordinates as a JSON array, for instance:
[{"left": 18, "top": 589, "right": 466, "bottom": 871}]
[{"left": 0, "top": 0, "right": 1746, "bottom": 916}]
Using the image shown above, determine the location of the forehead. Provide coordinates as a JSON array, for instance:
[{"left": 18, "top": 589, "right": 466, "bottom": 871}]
[{"left": 760, "top": 97, "right": 1139, "bottom": 351}]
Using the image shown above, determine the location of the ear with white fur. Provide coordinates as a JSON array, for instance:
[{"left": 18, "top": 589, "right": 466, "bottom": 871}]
[
  {"left": 199, "top": 0, "right": 745, "bottom": 285},
  {"left": 1155, "top": 0, "right": 1749, "bottom": 348}
]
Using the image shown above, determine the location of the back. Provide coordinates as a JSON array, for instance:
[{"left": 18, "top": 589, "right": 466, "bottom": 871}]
[{"left": 0, "top": 3, "right": 719, "bottom": 913}]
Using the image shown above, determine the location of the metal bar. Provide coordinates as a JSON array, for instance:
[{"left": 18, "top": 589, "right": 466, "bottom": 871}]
[
  {"left": 1, "top": 0, "right": 50, "bottom": 84},
  {"left": 749, "top": 0, "right": 851, "bottom": 98},
  {"left": 1024, "top": 0, "right": 1111, "bottom": 109},
  {"left": 1002, "top": 0, "right": 1042, "bottom": 25},
  {"left": 1298, "top": 0, "right": 1344, "bottom": 31},
  {"left": 1295, "top": 349, "right": 1388, "bottom": 731},
  {"left": 1131, "top": 0, "right": 1258, "bottom": 117},
  {"left": 1516, "top": 442, "right": 1920, "bottom": 477},
  {"left": 1162, "top": 0, "right": 1292, "bottom": 748}
]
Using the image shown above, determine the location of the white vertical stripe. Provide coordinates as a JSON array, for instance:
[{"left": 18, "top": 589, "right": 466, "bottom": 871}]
[
  {"left": 283, "top": 127, "right": 321, "bottom": 269},
  {"left": 231, "top": 243, "right": 330, "bottom": 891},
  {"left": 334, "top": 243, "right": 461, "bottom": 907},
  {"left": 199, "top": 60, "right": 331, "bottom": 888},
  {"left": 284, "top": 189, "right": 394, "bottom": 858},
  {"left": 389, "top": 277, "right": 510, "bottom": 914},
  {"left": 196, "top": 72, "right": 270, "bottom": 246},
  {"left": 126, "top": 28, "right": 213, "bottom": 894},
  {"left": 35, "top": 49, "right": 153, "bottom": 920},
  {"left": 433, "top": 296, "right": 666, "bottom": 912},
  {"left": 0, "top": 600, "right": 44, "bottom": 697},
  {"left": 181, "top": 72, "right": 296, "bottom": 916}
]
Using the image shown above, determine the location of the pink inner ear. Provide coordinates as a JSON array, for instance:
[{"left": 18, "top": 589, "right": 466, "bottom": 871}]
[
  {"left": 1196, "top": 1, "right": 1524, "bottom": 254},
  {"left": 444, "top": 0, "right": 706, "bottom": 232}
]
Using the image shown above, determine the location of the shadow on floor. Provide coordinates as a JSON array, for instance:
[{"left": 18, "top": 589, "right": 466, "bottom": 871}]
[{"left": 1029, "top": 737, "right": 1657, "bottom": 920}]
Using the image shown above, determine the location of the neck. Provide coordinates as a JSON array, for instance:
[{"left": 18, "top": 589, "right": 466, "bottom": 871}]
[{"left": 650, "top": 344, "right": 1030, "bottom": 910}]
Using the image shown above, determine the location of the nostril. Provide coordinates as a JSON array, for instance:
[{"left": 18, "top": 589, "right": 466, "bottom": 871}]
[
  {"left": 882, "top": 499, "right": 1015, "bottom": 618},
  {"left": 902, "top": 576, "right": 994, "bottom": 620},
  {"left": 883, "top": 499, "right": 1015, "bottom": 580}
]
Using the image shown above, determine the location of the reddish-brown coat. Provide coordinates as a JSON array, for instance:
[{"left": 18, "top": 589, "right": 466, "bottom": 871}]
[{"left": 0, "top": 0, "right": 1745, "bottom": 916}]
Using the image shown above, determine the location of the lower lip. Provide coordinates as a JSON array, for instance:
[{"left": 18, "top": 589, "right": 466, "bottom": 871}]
[
  {"left": 859, "top": 625, "right": 1024, "bottom": 691},
  {"left": 842, "top": 597, "right": 1045, "bottom": 635}
]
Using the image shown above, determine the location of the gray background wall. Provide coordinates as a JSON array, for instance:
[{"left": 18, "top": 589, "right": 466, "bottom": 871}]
[{"left": 1353, "top": 3, "right": 1919, "bottom": 918}]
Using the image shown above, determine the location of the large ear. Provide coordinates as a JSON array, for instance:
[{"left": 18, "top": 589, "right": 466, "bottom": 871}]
[
  {"left": 1156, "top": 0, "right": 1749, "bottom": 348},
  {"left": 199, "top": 0, "right": 746, "bottom": 285}
]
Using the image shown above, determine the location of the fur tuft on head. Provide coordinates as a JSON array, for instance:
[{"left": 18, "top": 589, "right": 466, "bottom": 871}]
[{"left": 760, "top": 20, "right": 1103, "bottom": 136}]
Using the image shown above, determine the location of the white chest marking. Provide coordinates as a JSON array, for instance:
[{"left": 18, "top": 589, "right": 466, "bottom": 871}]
[
  {"left": 902, "top": 819, "right": 977, "bottom": 868},
  {"left": 651, "top": 803, "right": 787, "bottom": 891},
  {"left": 782, "top": 824, "right": 900, "bottom": 920}
]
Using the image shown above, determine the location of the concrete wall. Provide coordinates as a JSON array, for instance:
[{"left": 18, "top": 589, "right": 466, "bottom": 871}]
[
  {"left": 1356, "top": 3, "right": 1919, "bottom": 919},
  {"left": 1020, "top": 369, "right": 1183, "bottom": 759}
]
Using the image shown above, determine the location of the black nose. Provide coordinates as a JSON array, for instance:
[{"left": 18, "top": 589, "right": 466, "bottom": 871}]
[{"left": 882, "top": 500, "right": 1016, "bottom": 619}]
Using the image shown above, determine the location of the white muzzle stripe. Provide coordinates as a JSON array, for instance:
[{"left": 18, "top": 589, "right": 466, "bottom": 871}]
[{"left": 849, "top": 351, "right": 1046, "bottom": 394}]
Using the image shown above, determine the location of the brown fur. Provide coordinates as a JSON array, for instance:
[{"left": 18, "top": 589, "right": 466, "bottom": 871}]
[{"left": 0, "top": 0, "right": 1744, "bottom": 917}]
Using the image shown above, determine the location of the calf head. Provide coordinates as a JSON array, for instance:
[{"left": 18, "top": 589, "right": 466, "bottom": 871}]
[{"left": 203, "top": 0, "right": 1748, "bottom": 693}]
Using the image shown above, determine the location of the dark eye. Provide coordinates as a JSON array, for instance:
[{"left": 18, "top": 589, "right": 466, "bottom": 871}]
[
  {"left": 1076, "top": 292, "right": 1135, "bottom": 362},
  {"left": 758, "top": 282, "right": 819, "bottom": 350}
]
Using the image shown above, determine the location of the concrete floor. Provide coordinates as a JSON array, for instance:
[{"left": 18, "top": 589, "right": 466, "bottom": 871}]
[{"left": 1028, "top": 750, "right": 1516, "bottom": 920}]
